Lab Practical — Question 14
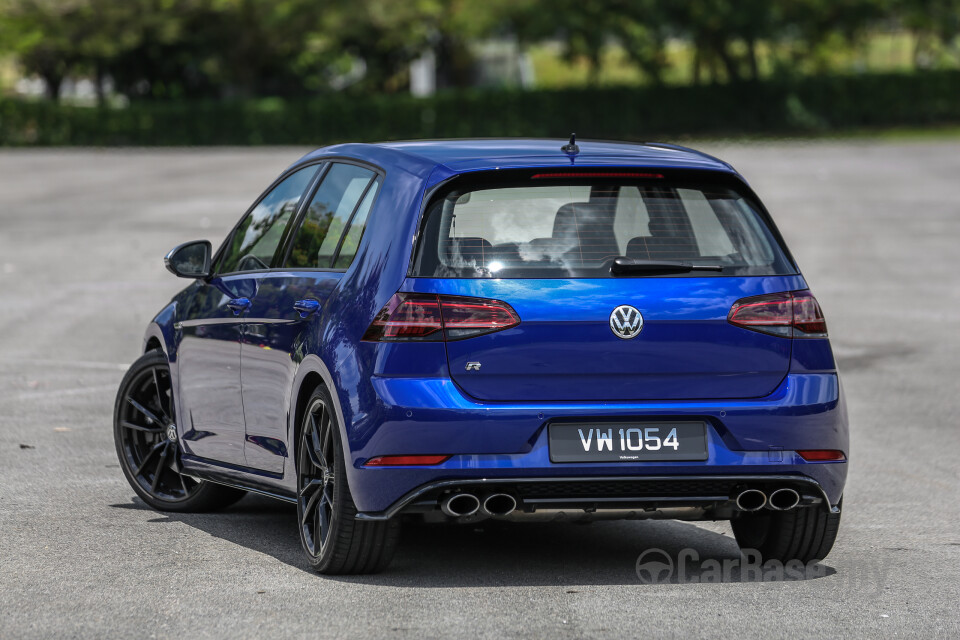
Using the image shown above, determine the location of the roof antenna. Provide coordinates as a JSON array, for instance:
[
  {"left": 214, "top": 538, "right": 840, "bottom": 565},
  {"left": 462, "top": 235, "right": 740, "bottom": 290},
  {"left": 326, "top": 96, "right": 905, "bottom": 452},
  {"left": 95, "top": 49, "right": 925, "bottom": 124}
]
[{"left": 560, "top": 133, "right": 580, "bottom": 155}]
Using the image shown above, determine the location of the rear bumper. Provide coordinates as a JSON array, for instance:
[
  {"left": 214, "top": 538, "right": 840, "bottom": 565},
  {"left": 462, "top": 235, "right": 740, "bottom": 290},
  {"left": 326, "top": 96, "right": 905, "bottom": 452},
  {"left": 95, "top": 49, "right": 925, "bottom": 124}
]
[
  {"left": 355, "top": 474, "right": 836, "bottom": 521},
  {"left": 344, "top": 372, "right": 848, "bottom": 515}
]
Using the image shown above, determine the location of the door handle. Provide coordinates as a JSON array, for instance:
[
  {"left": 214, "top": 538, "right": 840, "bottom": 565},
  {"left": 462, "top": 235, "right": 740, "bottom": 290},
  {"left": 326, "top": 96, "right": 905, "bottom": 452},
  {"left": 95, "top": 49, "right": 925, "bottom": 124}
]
[
  {"left": 227, "top": 297, "right": 251, "bottom": 315},
  {"left": 293, "top": 299, "right": 320, "bottom": 318}
]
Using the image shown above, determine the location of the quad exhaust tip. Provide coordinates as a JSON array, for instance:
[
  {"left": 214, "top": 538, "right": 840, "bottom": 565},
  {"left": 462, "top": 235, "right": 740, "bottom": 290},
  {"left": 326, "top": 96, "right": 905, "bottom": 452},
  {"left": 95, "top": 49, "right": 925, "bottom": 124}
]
[
  {"left": 767, "top": 487, "right": 801, "bottom": 511},
  {"left": 441, "top": 493, "right": 480, "bottom": 518},
  {"left": 735, "top": 488, "right": 767, "bottom": 512},
  {"left": 482, "top": 493, "right": 518, "bottom": 517}
]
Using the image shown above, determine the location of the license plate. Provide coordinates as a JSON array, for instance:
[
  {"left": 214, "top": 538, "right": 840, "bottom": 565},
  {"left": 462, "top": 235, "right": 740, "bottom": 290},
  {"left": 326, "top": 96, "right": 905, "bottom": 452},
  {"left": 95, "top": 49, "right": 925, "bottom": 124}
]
[{"left": 548, "top": 421, "right": 708, "bottom": 463}]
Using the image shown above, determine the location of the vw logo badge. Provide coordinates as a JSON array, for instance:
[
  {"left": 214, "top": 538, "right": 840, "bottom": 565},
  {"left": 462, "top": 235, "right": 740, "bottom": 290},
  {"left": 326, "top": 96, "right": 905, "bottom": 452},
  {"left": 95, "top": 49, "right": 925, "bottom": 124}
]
[{"left": 610, "top": 305, "right": 644, "bottom": 339}]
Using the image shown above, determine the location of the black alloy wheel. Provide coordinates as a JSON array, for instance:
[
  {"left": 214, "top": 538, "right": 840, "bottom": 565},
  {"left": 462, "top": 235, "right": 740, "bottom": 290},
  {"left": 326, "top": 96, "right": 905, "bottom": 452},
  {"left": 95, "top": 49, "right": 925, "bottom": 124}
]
[
  {"left": 296, "top": 386, "right": 399, "bottom": 574},
  {"left": 114, "top": 350, "right": 245, "bottom": 512},
  {"left": 298, "top": 394, "right": 337, "bottom": 557}
]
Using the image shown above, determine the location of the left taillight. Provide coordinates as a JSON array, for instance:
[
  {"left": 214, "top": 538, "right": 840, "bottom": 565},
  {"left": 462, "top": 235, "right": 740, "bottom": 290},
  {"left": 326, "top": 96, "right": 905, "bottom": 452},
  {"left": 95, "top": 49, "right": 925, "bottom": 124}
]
[
  {"left": 362, "top": 293, "right": 520, "bottom": 342},
  {"left": 728, "top": 290, "right": 828, "bottom": 338}
]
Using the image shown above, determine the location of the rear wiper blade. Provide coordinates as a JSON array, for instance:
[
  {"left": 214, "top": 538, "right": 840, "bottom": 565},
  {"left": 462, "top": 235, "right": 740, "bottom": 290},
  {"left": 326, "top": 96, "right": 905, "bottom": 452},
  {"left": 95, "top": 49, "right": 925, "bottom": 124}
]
[{"left": 610, "top": 257, "right": 723, "bottom": 276}]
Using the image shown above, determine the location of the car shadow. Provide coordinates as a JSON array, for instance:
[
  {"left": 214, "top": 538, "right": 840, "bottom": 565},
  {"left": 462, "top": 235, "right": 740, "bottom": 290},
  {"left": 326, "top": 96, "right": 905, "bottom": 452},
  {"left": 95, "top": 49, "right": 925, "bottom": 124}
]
[{"left": 111, "top": 494, "right": 835, "bottom": 587}]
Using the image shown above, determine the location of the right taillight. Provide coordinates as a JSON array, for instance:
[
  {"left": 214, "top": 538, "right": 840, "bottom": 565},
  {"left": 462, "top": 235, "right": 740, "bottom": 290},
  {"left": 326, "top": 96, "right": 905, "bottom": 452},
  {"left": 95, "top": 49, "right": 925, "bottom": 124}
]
[
  {"left": 362, "top": 293, "right": 520, "bottom": 342},
  {"left": 728, "top": 290, "right": 827, "bottom": 338}
]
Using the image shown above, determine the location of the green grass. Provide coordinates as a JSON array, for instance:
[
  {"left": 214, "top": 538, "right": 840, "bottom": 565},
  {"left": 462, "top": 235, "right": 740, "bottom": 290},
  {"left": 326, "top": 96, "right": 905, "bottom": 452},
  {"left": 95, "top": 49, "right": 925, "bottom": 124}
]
[
  {"left": 527, "top": 30, "right": 957, "bottom": 89},
  {"left": 666, "top": 125, "right": 960, "bottom": 144}
]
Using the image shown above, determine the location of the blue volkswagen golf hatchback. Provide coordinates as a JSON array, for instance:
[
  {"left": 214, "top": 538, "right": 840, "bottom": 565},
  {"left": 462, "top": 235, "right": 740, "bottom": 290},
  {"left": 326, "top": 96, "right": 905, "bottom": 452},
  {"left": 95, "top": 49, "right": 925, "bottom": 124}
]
[{"left": 114, "top": 138, "right": 847, "bottom": 574}]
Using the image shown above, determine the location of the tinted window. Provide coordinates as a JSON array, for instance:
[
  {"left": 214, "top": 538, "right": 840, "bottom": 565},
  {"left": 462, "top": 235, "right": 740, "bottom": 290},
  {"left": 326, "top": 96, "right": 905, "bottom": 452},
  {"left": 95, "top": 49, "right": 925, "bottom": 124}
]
[
  {"left": 333, "top": 177, "right": 380, "bottom": 268},
  {"left": 286, "top": 163, "right": 376, "bottom": 269},
  {"left": 218, "top": 166, "right": 317, "bottom": 273},
  {"left": 413, "top": 176, "right": 795, "bottom": 278}
]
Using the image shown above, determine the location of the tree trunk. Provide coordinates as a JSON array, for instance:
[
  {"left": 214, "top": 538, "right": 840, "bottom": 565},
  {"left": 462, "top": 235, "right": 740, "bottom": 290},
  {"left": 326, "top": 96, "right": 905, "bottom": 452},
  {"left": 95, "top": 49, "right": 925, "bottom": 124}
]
[
  {"left": 746, "top": 37, "right": 759, "bottom": 81},
  {"left": 714, "top": 41, "right": 741, "bottom": 83},
  {"left": 587, "top": 50, "right": 602, "bottom": 86},
  {"left": 692, "top": 43, "right": 702, "bottom": 86},
  {"left": 43, "top": 72, "right": 64, "bottom": 102},
  {"left": 95, "top": 62, "right": 106, "bottom": 107},
  {"left": 641, "top": 37, "right": 667, "bottom": 86}
]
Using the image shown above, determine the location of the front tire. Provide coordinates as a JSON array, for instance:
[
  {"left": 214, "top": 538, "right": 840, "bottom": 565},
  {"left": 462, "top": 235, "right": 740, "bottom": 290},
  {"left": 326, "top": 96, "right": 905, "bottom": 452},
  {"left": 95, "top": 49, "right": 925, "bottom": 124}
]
[
  {"left": 114, "top": 350, "right": 246, "bottom": 512},
  {"left": 296, "top": 386, "right": 399, "bottom": 574},
  {"left": 731, "top": 500, "right": 842, "bottom": 563}
]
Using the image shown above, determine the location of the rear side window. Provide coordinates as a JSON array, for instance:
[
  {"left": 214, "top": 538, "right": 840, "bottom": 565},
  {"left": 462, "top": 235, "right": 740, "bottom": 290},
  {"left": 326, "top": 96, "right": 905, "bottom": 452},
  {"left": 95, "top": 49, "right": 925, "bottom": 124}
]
[
  {"left": 412, "top": 173, "right": 795, "bottom": 278},
  {"left": 333, "top": 177, "right": 380, "bottom": 268},
  {"left": 286, "top": 163, "right": 377, "bottom": 269}
]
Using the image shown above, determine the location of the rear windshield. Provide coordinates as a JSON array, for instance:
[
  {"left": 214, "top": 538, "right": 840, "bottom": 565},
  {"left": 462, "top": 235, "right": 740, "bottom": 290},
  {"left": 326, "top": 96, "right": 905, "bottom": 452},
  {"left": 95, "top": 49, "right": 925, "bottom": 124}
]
[{"left": 412, "top": 172, "right": 796, "bottom": 278}]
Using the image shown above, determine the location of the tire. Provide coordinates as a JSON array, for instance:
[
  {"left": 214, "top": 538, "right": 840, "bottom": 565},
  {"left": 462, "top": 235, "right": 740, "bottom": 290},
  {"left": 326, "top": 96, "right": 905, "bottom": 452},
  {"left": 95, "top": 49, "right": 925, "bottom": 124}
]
[
  {"left": 730, "top": 500, "right": 842, "bottom": 563},
  {"left": 114, "top": 349, "right": 246, "bottom": 513},
  {"left": 296, "top": 386, "right": 399, "bottom": 574}
]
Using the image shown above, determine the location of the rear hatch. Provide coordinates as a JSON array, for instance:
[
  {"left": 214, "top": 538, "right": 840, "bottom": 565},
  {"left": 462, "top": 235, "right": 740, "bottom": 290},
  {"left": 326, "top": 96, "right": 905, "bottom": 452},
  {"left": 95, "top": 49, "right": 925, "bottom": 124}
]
[{"left": 405, "top": 169, "right": 802, "bottom": 402}]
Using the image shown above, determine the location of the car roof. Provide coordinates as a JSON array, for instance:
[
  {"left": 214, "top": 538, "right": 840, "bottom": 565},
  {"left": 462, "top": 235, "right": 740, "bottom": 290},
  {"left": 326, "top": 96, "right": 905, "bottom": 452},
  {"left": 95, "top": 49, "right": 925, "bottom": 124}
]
[{"left": 297, "top": 138, "right": 737, "bottom": 184}]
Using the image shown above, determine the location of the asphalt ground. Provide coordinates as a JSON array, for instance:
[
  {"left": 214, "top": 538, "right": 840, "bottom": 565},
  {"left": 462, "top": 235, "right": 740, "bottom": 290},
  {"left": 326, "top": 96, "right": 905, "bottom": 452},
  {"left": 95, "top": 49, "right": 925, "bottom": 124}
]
[{"left": 0, "top": 142, "right": 958, "bottom": 639}]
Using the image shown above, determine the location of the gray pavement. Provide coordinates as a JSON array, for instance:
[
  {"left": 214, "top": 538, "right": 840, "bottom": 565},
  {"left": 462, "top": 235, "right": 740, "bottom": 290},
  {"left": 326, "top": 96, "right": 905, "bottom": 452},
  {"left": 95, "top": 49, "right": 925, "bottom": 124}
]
[{"left": 0, "top": 142, "right": 958, "bottom": 638}]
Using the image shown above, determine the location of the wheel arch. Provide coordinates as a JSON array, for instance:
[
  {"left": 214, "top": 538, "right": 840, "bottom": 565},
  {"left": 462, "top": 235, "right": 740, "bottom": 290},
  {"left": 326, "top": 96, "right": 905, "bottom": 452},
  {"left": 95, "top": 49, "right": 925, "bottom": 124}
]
[
  {"left": 292, "top": 371, "right": 325, "bottom": 465},
  {"left": 142, "top": 301, "right": 178, "bottom": 358},
  {"left": 144, "top": 336, "right": 163, "bottom": 354},
  {"left": 142, "top": 324, "right": 168, "bottom": 356},
  {"left": 287, "top": 355, "right": 350, "bottom": 479}
]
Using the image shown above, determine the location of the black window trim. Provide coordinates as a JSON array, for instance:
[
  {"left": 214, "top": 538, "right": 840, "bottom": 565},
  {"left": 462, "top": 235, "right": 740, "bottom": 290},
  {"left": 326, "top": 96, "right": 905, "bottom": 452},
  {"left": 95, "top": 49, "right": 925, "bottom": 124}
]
[{"left": 278, "top": 157, "right": 385, "bottom": 273}]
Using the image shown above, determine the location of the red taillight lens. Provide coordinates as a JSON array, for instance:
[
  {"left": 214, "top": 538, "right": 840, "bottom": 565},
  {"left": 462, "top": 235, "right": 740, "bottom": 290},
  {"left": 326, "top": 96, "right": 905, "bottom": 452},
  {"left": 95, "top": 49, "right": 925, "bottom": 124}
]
[
  {"left": 728, "top": 290, "right": 828, "bottom": 338},
  {"left": 364, "top": 454, "right": 451, "bottom": 466},
  {"left": 797, "top": 449, "right": 846, "bottom": 462},
  {"left": 791, "top": 291, "right": 827, "bottom": 335},
  {"left": 362, "top": 293, "right": 443, "bottom": 340},
  {"left": 362, "top": 293, "right": 520, "bottom": 342},
  {"left": 439, "top": 296, "right": 520, "bottom": 340}
]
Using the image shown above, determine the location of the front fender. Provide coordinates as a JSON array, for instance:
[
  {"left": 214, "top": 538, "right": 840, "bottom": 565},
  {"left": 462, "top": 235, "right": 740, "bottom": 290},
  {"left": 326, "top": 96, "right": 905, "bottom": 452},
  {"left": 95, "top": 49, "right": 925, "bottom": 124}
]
[{"left": 142, "top": 301, "right": 177, "bottom": 358}]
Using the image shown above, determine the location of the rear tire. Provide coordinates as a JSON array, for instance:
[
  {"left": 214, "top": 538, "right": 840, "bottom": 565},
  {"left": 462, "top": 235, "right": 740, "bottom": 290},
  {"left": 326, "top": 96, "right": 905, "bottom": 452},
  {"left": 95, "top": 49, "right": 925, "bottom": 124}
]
[
  {"left": 114, "top": 349, "right": 246, "bottom": 513},
  {"left": 731, "top": 500, "right": 841, "bottom": 563},
  {"left": 296, "top": 386, "right": 399, "bottom": 574}
]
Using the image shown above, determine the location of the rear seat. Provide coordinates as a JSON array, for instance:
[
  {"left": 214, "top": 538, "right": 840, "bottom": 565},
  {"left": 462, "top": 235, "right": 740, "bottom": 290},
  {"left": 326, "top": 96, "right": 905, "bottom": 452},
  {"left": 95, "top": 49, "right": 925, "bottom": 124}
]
[
  {"left": 626, "top": 197, "right": 701, "bottom": 260},
  {"left": 447, "top": 236, "right": 491, "bottom": 266},
  {"left": 548, "top": 202, "right": 621, "bottom": 265}
]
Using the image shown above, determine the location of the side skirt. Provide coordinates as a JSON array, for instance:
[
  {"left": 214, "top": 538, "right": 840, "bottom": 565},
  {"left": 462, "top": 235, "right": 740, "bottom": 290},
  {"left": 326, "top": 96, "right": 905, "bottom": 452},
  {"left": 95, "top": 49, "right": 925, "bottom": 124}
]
[{"left": 182, "top": 454, "right": 297, "bottom": 504}]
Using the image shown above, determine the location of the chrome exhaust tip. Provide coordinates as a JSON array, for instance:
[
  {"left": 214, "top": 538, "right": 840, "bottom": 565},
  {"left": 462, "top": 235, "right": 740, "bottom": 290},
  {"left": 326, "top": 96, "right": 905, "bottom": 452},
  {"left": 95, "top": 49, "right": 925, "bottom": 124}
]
[
  {"left": 481, "top": 493, "right": 518, "bottom": 517},
  {"left": 441, "top": 493, "right": 480, "bottom": 517},
  {"left": 735, "top": 489, "right": 767, "bottom": 512},
  {"left": 767, "top": 488, "right": 801, "bottom": 511}
]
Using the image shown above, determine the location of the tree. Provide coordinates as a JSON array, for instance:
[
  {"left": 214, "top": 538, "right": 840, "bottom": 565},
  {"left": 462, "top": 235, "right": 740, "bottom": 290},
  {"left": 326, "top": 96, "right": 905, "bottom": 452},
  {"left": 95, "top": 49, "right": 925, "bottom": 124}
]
[
  {"left": 0, "top": 0, "right": 84, "bottom": 100},
  {"left": 897, "top": 0, "right": 960, "bottom": 64}
]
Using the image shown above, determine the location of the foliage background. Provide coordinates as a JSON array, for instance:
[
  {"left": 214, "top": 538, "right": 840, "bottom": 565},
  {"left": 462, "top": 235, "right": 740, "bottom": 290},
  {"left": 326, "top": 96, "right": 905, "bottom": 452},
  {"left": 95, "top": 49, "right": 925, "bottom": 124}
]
[{"left": 0, "top": 0, "right": 958, "bottom": 144}]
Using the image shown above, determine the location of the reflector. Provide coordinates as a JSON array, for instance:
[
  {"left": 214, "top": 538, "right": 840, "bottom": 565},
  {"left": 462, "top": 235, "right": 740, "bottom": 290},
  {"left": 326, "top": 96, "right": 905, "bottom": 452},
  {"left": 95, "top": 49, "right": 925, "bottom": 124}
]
[
  {"left": 797, "top": 450, "right": 846, "bottom": 462},
  {"left": 364, "top": 455, "right": 451, "bottom": 466}
]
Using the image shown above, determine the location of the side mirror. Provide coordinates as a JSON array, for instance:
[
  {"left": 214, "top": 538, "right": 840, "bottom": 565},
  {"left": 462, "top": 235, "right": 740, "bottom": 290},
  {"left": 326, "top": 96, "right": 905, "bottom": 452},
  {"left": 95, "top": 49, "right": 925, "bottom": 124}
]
[{"left": 164, "top": 240, "right": 212, "bottom": 278}]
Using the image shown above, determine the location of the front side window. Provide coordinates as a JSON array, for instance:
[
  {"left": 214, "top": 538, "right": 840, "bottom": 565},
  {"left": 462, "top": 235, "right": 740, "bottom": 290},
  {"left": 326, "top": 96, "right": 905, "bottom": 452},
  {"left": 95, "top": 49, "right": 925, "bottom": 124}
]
[
  {"left": 286, "top": 163, "right": 377, "bottom": 269},
  {"left": 412, "top": 172, "right": 796, "bottom": 278},
  {"left": 218, "top": 166, "right": 317, "bottom": 274}
]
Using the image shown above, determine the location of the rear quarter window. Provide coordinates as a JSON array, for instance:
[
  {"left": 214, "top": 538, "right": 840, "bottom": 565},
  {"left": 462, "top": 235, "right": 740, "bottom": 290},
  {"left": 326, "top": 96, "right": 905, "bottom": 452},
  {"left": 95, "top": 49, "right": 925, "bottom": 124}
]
[{"left": 412, "top": 171, "right": 795, "bottom": 278}]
